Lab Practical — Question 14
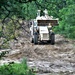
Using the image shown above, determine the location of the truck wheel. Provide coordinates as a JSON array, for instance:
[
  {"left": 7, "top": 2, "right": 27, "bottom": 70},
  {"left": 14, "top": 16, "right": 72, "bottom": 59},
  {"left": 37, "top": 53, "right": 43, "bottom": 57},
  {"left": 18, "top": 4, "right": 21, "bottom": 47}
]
[
  {"left": 51, "top": 33, "right": 55, "bottom": 45},
  {"left": 34, "top": 34, "right": 38, "bottom": 44},
  {"left": 47, "top": 40, "right": 51, "bottom": 43}
]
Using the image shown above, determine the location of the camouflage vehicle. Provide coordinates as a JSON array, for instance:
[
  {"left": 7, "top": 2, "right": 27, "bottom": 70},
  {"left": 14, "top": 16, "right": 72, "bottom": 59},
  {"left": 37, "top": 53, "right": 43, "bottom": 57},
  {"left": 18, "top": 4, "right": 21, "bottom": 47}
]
[{"left": 30, "top": 9, "right": 58, "bottom": 45}]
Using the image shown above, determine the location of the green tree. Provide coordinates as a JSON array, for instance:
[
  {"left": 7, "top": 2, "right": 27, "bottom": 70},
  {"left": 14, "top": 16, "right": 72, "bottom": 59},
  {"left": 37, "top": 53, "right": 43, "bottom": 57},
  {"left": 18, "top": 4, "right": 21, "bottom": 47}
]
[
  {"left": 55, "top": 4, "right": 75, "bottom": 38},
  {"left": 0, "top": 0, "right": 75, "bottom": 39}
]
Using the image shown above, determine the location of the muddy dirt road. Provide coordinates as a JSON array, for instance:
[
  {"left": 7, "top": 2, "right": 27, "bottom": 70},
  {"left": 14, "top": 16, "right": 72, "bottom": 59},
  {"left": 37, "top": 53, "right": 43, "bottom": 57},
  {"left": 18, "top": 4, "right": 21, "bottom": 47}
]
[
  {"left": 4, "top": 34, "right": 74, "bottom": 75},
  {"left": 0, "top": 22, "right": 75, "bottom": 75}
]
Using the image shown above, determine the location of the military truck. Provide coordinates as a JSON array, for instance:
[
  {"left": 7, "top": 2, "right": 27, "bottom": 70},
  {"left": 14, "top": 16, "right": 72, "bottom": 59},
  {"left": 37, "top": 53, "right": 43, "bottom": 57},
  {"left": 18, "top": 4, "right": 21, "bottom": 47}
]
[{"left": 30, "top": 9, "right": 58, "bottom": 45}]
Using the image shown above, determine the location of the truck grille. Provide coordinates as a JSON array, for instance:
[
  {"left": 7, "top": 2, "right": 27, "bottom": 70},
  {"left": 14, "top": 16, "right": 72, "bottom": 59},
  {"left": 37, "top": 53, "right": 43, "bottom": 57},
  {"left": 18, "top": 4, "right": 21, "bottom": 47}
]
[{"left": 43, "top": 33, "right": 49, "bottom": 40}]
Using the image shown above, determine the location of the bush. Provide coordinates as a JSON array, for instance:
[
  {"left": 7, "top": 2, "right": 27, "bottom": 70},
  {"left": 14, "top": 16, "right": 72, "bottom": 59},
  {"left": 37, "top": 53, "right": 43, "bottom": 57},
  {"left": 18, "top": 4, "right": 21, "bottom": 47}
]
[
  {"left": 54, "top": 4, "right": 75, "bottom": 39},
  {"left": 0, "top": 60, "right": 35, "bottom": 75},
  {"left": 0, "top": 38, "right": 9, "bottom": 49}
]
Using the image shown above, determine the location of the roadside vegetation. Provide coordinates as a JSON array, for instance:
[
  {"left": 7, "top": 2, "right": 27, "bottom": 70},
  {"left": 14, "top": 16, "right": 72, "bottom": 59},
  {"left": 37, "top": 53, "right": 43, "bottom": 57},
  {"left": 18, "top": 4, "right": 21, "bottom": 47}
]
[
  {"left": 54, "top": 4, "right": 75, "bottom": 39},
  {"left": 0, "top": 59, "right": 35, "bottom": 75}
]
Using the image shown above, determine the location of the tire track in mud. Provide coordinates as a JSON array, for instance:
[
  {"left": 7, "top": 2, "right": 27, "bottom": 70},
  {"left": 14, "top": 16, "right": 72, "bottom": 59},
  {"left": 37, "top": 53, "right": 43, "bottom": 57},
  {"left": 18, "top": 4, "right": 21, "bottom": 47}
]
[{"left": 1, "top": 27, "right": 75, "bottom": 75}]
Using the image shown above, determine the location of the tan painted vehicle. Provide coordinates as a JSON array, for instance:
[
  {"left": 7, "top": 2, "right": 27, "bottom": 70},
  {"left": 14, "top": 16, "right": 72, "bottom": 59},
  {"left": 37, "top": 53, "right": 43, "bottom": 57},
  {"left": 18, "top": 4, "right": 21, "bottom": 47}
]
[{"left": 30, "top": 9, "right": 58, "bottom": 45}]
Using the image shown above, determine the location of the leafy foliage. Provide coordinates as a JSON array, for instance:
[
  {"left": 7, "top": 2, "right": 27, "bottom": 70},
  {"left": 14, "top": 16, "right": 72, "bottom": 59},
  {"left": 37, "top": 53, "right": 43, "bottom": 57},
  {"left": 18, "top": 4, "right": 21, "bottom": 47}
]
[
  {"left": 0, "top": 0, "right": 75, "bottom": 41},
  {"left": 0, "top": 0, "right": 37, "bottom": 20},
  {"left": 54, "top": 4, "right": 75, "bottom": 38},
  {"left": 0, "top": 60, "right": 35, "bottom": 75}
]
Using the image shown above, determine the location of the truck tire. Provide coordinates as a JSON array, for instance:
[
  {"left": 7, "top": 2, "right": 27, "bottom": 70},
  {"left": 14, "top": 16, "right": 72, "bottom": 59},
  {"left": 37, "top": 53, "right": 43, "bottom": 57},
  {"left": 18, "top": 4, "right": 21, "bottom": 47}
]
[
  {"left": 47, "top": 40, "right": 51, "bottom": 43},
  {"left": 34, "top": 33, "right": 38, "bottom": 44},
  {"left": 51, "top": 33, "right": 55, "bottom": 45}
]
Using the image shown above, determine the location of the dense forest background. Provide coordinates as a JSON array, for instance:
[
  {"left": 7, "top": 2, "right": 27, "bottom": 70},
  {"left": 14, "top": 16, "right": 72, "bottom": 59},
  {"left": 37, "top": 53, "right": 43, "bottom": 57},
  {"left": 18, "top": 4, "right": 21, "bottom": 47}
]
[{"left": 0, "top": 0, "right": 75, "bottom": 41}]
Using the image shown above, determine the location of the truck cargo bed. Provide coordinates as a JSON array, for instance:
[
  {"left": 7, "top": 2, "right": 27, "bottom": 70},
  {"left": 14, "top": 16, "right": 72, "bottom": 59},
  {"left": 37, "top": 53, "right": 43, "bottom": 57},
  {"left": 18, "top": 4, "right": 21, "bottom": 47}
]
[{"left": 37, "top": 20, "right": 58, "bottom": 26}]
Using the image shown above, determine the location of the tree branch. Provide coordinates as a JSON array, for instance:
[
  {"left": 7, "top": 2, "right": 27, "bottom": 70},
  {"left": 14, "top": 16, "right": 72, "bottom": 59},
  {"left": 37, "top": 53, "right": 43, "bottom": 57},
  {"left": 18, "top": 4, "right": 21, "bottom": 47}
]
[{"left": 18, "top": 0, "right": 36, "bottom": 3}]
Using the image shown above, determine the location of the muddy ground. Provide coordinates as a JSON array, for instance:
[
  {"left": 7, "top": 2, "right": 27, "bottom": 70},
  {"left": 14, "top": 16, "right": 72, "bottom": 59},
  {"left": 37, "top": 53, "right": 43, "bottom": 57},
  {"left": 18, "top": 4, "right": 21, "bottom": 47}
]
[{"left": 0, "top": 23, "right": 75, "bottom": 75}]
